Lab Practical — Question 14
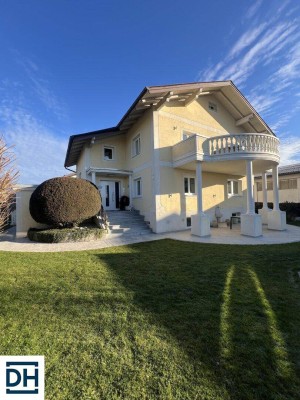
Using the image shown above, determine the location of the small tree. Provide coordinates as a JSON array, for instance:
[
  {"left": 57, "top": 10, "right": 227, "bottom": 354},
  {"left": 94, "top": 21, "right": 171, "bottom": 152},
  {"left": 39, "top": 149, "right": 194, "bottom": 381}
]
[{"left": 0, "top": 136, "right": 19, "bottom": 231}]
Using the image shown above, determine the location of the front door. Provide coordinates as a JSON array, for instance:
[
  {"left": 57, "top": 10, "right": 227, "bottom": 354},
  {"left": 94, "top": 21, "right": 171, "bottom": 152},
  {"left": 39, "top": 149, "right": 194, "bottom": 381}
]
[{"left": 99, "top": 181, "right": 119, "bottom": 210}]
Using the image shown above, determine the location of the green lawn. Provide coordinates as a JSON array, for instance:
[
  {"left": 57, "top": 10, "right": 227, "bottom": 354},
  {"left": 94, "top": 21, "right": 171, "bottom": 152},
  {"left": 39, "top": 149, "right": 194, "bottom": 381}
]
[{"left": 0, "top": 240, "right": 300, "bottom": 400}]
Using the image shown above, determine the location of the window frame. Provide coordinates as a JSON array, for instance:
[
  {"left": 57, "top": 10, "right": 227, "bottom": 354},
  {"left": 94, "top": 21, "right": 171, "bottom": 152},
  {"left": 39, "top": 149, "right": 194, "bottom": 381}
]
[
  {"left": 133, "top": 177, "right": 142, "bottom": 198},
  {"left": 132, "top": 134, "right": 141, "bottom": 158},
  {"left": 103, "top": 145, "right": 115, "bottom": 161},
  {"left": 227, "top": 179, "right": 240, "bottom": 198},
  {"left": 184, "top": 176, "right": 196, "bottom": 195}
]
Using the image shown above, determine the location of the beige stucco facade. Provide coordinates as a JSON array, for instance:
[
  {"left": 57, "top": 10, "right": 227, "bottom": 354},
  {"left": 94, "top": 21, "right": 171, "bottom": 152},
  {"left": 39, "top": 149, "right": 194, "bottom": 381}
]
[{"left": 75, "top": 89, "right": 276, "bottom": 234}]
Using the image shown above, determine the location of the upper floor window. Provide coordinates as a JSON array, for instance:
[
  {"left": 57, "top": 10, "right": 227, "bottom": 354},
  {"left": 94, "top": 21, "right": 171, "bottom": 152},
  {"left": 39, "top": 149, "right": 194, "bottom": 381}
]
[
  {"left": 227, "top": 179, "right": 240, "bottom": 197},
  {"left": 104, "top": 146, "right": 114, "bottom": 160},
  {"left": 132, "top": 134, "right": 141, "bottom": 157},
  {"left": 184, "top": 177, "right": 195, "bottom": 195}
]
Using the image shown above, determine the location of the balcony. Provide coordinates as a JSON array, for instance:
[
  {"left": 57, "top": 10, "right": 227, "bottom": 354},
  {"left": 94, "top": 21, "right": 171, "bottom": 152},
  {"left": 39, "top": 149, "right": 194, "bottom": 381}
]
[{"left": 172, "top": 133, "right": 280, "bottom": 167}]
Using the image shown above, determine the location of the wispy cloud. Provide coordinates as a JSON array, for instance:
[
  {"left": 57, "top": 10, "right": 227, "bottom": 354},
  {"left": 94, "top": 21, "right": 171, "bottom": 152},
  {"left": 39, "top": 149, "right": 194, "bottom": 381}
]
[
  {"left": 279, "top": 136, "right": 300, "bottom": 165},
  {"left": 0, "top": 105, "right": 67, "bottom": 183},
  {"left": 0, "top": 52, "right": 69, "bottom": 183},
  {"left": 245, "top": 0, "right": 263, "bottom": 19},
  {"left": 197, "top": 1, "right": 300, "bottom": 163},
  {"left": 12, "top": 50, "right": 67, "bottom": 120}
]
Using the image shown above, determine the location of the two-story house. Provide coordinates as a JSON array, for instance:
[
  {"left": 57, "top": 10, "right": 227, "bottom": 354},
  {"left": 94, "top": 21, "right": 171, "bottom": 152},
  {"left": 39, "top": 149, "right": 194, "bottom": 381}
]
[{"left": 64, "top": 81, "right": 286, "bottom": 237}]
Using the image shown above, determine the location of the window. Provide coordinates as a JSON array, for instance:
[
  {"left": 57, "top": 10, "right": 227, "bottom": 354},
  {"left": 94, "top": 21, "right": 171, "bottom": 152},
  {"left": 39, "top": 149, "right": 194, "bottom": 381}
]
[
  {"left": 256, "top": 182, "right": 262, "bottom": 192},
  {"left": 134, "top": 178, "right": 142, "bottom": 197},
  {"left": 279, "top": 178, "right": 298, "bottom": 190},
  {"left": 267, "top": 181, "right": 273, "bottom": 191},
  {"left": 208, "top": 102, "right": 217, "bottom": 112},
  {"left": 104, "top": 146, "right": 114, "bottom": 160},
  {"left": 279, "top": 179, "right": 289, "bottom": 190},
  {"left": 132, "top": 135, "right": 141, "bottom": 157},
  {"left": 227, "top": 180, "right": 240, "bottom": 197},
  {"left": 184, "top": 177, "right": 196, "bottom": 194},
  {"left": 186, "top": 217, "right": 191, "bottom": 227}
]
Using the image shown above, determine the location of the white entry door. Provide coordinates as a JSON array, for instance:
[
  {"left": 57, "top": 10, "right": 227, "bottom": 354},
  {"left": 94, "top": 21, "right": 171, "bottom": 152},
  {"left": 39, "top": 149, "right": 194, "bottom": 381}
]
[{"left": 99, "top": 181, "right": 118, "bottom": 210}]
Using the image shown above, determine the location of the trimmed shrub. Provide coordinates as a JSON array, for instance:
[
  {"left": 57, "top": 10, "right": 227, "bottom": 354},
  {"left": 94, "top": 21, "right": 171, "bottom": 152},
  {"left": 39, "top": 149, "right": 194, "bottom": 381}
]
[
  {"left": 30, "top": 177, "right": 101, "bottom": 227},
  {"left": 28, "top": 226, "right": 106, "bottom": 243}
]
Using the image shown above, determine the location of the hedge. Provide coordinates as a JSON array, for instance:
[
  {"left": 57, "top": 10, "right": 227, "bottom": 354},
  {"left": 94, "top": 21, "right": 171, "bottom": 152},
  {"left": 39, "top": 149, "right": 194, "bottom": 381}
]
[
  {"left": 28, "top": 226, "right": 106, "bottom": 243},
  {"left": 255, "top": 202, "right": 300, "bottom": 221}
]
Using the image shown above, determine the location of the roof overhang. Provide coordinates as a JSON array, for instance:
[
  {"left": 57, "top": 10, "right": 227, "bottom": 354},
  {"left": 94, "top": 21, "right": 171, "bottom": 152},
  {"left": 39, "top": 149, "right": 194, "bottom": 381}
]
[{"left": 65, "top": 80, "right": 275, "bottom": 168}]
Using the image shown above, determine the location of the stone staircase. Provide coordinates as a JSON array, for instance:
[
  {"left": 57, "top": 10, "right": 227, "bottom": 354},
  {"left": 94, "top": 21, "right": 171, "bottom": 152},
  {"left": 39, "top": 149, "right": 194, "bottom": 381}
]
[{"left": 106, "top": 210, "right": 152, "bottom": 237}]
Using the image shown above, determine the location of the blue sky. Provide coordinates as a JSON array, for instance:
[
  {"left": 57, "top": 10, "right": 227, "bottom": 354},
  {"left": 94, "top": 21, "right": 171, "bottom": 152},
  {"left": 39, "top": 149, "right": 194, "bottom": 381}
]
[{"left": 0, "top": 0, "right": 299, "bottom": 183}]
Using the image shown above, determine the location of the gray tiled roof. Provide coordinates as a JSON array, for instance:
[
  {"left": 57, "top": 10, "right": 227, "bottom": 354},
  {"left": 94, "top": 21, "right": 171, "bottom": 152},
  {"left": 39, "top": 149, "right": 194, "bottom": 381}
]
[
  {"left": 277, "top": 163, "right": 300, "bottom": 176},
  {"left": 255, "top": 163, "right": 300, "bottom": 178}
]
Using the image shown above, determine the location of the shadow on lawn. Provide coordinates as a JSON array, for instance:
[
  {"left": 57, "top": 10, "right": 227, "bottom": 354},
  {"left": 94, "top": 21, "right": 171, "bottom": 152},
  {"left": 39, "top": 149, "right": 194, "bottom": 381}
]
[{"left": 93, "top": 239, "right": 299, "bottom": 400}]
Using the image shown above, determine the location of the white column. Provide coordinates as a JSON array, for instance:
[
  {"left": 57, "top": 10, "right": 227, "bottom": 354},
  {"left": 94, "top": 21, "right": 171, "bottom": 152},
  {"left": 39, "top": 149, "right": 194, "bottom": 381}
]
[
  {"left": 191, "top": 161, "right": 210, "bottom": 237},
  {"left": 258, "top": 171, "right": 271, "bottom": 224},
  {"left": 262, "top": 171, "right": 268, "bottom": 209},
  {"left": 272, "top": 165, "right": 280, "bottom": 211},
  {"left": 241, "top": 160, "right": 262, "bottom": 237},
  {"left": 196, "top": 160, "right": 203, "bottom": 214},
  {"left": 267, "top": 164, "right": 286, "bottom": 230},
  {"left": 246, "top": 160, "right": 255, "bottom": 214}
]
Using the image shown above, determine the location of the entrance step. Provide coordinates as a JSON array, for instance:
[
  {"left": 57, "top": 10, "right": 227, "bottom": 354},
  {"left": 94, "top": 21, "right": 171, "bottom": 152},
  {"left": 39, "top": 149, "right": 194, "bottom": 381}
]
[{"left": 106, "top": 211, "right": 152, "bottom": 237}]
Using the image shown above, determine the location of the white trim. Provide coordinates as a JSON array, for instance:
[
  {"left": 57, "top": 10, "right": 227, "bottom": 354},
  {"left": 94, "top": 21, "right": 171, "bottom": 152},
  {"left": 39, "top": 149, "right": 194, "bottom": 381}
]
[
  {"left": 184, "top": 176, "right": 196, "bottom": 195},
  {"left": 88, "top": 167, "right": 132, "bottom": 176},
  {"left": 132, "top": 134, "right": 141, "bottom": 158},
  {"left": 227, "top": 179, "right": 241, "bottom": 198},
  {"left": 133, "top": 176, "right": 142, "bottom": 198}
]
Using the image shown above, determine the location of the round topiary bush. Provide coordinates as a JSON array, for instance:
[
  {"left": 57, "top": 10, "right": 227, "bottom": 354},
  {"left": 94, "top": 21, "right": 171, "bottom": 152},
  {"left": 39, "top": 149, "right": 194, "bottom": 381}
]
[{"left": 30, "top": 177, "right": 101, "bottom": 227}]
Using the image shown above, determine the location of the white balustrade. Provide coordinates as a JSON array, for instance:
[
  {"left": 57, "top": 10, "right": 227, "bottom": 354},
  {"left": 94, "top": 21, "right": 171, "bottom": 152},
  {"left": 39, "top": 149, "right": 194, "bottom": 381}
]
[
  {"left": 208, "top": 133, "right": 279, "bottom": 157},
  {"left": 172, "top": 132, "right": 280, "bottom": 166}
]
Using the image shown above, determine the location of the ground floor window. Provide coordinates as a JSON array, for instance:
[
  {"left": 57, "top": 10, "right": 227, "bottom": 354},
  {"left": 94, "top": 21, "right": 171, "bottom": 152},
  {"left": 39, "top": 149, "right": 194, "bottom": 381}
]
[
  {"left": 134, "top": 177, "right": 142, "bottom": 197},
  {"left": 184, "top": 177, "right": 195, "bottom": 194},
  {"left": 227, "top": 179, "right": 240, "bottom": 197}
]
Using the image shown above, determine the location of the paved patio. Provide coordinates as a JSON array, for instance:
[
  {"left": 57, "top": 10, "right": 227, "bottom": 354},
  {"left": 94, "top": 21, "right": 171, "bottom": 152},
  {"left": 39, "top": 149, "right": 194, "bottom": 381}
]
[{"left": 0, "top": 224, "right": 299, "bottom": 252}]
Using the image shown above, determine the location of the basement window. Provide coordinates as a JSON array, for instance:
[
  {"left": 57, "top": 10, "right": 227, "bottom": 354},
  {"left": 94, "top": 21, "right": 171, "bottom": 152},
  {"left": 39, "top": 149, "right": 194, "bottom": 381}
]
[{"left": 208, "top": 102, "right": 217, "bottom": 112}]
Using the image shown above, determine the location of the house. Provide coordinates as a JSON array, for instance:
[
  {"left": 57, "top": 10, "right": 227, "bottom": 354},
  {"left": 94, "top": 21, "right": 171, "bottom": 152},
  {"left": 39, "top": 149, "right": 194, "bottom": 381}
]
[
  {"left": 64, "top": 81, "right": 286, "bottom": 238},
  {"left": 254, "top": 163, "right": 300, "bottom": 203}
]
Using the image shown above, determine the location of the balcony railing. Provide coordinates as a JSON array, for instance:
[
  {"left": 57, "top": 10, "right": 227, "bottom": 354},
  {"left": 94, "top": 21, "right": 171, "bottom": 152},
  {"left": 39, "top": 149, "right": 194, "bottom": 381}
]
[
  {"left": 172, "top": 133, "right": 280, "bottom": 167},
  {"left": 208, "top": 133, "right": 279, "bottom": 157}
]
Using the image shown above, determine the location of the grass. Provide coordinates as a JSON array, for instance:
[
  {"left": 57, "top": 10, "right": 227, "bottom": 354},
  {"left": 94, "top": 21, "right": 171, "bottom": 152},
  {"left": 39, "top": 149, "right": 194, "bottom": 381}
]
[{"left": 0, "top": 239, "right": 300, "bottom": 399}]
